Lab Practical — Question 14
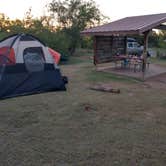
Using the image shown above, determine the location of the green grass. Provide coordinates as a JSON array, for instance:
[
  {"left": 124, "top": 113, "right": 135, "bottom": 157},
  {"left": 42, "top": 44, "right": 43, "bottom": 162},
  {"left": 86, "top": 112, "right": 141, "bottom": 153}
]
[
  {"left": 61, "top": 55, "right": 92, "bottom": 65},
  {"left": 60, "top": 49, "right": 93, "bottom": 65},
  {"left": 73, "top": 48, "right": 93, "bottom": 57},
  {"left": 62, "top": 56, "right": 85, "bottom": 65},
  {"left": 0, "top": 52, "right": 166, "bottom": 165},
  {"left": 149, "top": 57, "right": 166, "bottom": 66},
  {"left": 86, "top": 69, "right": 141, "bottom": 83}
]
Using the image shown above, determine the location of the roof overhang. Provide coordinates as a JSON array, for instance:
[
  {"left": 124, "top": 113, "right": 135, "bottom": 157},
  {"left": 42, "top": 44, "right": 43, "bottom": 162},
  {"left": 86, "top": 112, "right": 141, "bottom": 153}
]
[
  {"left": 81, "top": 30, "right": 141, "bottom": 36},
  {"left": 81, "top": 13, "right": 166, "bottom": 36}
]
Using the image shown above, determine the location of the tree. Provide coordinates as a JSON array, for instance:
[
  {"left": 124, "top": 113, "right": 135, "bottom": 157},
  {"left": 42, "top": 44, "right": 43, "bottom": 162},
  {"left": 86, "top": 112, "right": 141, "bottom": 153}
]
[
  {"left": 23, "top": 8, "right": 34, "bottom": 28},
  {"left": 48, "top": 0, "right": 107, "bottom": 55},
  {"left": 0, "top": 13, "right": 11, "bottom": 32}
]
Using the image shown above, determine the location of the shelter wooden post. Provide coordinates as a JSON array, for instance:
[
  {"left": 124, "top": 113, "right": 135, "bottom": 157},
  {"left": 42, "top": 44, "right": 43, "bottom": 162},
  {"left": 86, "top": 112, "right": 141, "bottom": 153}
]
[
  {"left": 124, "top": 36, "right": 127, "bottom": 56},
  {"left": 93, "top": 36, "right": 97, "bottom": 66},
  {"left": 142, "top": 30, "right": 150, "bottom": 81}
]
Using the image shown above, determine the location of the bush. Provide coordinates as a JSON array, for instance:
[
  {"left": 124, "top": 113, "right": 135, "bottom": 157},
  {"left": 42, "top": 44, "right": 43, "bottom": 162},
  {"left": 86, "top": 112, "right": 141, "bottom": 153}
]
[{"left": 156, "top": 49, "right": 166, "bottom": 59}]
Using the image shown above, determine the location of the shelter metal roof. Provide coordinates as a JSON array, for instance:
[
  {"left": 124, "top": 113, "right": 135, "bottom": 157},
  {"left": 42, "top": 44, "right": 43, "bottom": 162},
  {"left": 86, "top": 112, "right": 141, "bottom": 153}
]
[{"left": 81, "top": 13, "right": 166, "bottom": 36}]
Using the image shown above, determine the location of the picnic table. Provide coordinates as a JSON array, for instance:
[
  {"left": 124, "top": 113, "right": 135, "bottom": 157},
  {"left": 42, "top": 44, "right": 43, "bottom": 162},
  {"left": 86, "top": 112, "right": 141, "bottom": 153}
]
[{"left": 112, "top": 55, "right": 150, "bottom": 72}]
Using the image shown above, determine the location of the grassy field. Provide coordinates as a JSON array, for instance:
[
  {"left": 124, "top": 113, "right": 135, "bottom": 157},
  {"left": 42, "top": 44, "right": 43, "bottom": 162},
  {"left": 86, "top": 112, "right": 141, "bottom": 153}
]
[{"left": 0, "top": 54, "right": 166, "bottom": 166}]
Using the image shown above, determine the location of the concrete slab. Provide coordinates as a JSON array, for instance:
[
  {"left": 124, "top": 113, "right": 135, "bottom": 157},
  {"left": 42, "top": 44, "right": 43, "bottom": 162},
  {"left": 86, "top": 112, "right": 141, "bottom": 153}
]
[{"left": 96, "top": 64, "right": 166, "bottom": 80}]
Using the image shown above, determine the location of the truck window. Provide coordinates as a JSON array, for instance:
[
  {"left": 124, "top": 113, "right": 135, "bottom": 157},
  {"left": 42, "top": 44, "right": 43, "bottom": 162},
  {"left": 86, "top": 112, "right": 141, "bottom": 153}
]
[
  {"left": 127, "top": 42, "right": 133, "bottom": 48},
  {"left": 133, "top": 42, "right": 140, "bottom": 48}
]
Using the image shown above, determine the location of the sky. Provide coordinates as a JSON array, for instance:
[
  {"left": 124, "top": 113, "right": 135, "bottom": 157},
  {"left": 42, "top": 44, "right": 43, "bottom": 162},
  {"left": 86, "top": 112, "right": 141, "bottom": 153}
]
[{"left": 0, "top": 0, "right": 166, "bottom": 21}]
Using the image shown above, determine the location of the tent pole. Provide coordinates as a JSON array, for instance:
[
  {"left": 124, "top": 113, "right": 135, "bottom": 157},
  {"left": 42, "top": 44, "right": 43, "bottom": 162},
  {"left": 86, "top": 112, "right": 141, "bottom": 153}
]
[{"left": 142, "top": 30, "right": 150, "bottom": 81}]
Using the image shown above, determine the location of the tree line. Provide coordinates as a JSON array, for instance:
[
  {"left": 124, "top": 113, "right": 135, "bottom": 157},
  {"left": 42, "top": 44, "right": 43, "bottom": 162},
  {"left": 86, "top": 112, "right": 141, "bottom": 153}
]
[
  {"left": 0, "top": 0, "right": 165, "bottom": 57},
  {"left": 0, "top": 0, "right": 107, "bottom": 56}
]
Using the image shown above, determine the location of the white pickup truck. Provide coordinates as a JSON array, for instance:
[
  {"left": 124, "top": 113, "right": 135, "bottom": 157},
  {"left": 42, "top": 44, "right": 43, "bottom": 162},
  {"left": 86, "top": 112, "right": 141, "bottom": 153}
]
[{"left": 127, "top": 38, "right": 150, "bottom": 57}]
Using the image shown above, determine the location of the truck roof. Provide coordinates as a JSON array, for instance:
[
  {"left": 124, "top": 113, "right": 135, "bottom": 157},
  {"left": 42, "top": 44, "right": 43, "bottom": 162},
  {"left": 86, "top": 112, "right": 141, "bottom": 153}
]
[{"left": 127, "top": 38, "right": 136, "bottom": 42}]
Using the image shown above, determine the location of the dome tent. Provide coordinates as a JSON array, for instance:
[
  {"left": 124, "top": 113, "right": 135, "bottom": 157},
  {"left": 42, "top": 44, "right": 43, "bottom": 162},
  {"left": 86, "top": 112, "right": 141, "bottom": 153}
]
[{"left": 0, "top": 33, "right": 67, "bottom": 99}]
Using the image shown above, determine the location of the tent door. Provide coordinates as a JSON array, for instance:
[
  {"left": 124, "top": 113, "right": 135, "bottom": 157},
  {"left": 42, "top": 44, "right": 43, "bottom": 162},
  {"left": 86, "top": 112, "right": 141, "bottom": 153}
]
[{"left": 23, "top": 47, "right": 45, "bottom": 72}]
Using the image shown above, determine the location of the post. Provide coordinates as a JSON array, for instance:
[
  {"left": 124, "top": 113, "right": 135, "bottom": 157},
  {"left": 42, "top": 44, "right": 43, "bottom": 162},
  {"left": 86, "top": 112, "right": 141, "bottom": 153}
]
[
  {"left": 93, "top": 36, "right": 97, "bottom": 65},
  {"left": 142, "top": 30, "right": 150, "bottom": 81},
  {"left": 124, "top": 36, "right": 127, "bottom": 56}
]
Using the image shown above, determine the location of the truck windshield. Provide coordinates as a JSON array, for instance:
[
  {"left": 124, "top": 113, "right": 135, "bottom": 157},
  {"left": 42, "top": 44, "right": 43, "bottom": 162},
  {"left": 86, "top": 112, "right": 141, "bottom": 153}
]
[
  {"left": 128, "top": 42, "right": 133, "bottom": 48},
  {"left": 133, "top": 42, "right": 140, "bottom": 47}
]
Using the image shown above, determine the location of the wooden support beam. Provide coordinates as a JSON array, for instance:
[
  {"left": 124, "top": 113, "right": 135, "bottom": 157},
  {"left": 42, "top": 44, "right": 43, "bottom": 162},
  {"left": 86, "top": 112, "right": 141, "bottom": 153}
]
[
  {"left": 124, "top": 36, "right": 127, "bottom": 55},
  {"left": 93, "top": 36, "right": 97, "bottom": 65},
  {"left": 142, "top": 30, "right": 151, "bottom": 81}
]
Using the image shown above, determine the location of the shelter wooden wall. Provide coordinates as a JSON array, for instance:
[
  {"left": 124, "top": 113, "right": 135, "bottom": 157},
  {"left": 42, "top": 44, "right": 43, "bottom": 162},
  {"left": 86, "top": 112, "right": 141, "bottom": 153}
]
[{"left": 94, "top": 36, "right": 126, "bottom": 64}]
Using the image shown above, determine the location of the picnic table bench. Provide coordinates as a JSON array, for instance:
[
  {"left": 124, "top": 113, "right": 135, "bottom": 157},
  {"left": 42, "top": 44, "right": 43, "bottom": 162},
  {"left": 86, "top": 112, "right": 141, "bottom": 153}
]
[{"left": 112, "top": 55, "right": 150, "bottom": 72}]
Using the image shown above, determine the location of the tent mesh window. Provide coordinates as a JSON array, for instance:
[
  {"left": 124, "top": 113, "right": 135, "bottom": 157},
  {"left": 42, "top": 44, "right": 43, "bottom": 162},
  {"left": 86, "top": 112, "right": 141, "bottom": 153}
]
[{"left": 23, "top": 47, "right": 45, "bottom": 72}]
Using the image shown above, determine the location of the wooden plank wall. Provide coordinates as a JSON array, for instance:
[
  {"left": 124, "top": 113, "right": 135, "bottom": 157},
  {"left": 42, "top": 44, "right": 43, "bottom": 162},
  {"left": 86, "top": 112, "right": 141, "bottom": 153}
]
[{"left": 95, "top": 36, "right": 126, "bottom": 64}]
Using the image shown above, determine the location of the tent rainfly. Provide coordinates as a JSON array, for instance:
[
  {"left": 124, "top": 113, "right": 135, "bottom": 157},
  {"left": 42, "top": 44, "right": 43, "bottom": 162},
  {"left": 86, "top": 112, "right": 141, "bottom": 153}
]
[
  {"left": 0, "top": 33, "right": 67, "bottom": 99},
  {"left": 81, "top": 13, "right": 166, "bottom": 80}
]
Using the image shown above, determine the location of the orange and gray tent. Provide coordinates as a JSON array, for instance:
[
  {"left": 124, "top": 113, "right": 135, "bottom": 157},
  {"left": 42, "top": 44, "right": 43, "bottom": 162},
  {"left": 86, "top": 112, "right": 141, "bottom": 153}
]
[
  {"left": 0, "top": 33, "right": 67, "bottom": 99},
  {"left": 48, "top": 47, "right": 61, "bottom": 64}
]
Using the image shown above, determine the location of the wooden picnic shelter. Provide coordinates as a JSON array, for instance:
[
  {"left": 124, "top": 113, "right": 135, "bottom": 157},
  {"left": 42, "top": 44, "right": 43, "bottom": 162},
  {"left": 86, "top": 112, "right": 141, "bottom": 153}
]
[{"left": 81, "top": 13, "right": 166, "bottom": 80}]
